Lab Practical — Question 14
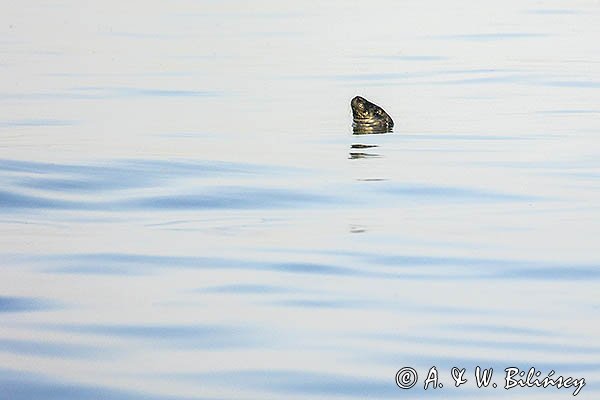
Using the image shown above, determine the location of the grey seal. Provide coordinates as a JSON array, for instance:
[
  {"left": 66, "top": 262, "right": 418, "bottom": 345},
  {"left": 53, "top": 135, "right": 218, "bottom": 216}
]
[{"left": 351, "top": 96, "right": 394, "bottom": 134}]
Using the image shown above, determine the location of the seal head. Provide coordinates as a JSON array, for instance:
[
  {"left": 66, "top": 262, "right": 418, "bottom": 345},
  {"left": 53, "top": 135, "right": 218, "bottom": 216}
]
[{"left": 351, "top": 96, "right": 394, "bottom": 134}]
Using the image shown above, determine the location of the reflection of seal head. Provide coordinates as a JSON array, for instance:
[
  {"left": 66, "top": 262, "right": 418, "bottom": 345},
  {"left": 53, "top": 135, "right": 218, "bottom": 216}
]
[{"left": 351, "top": 96, "right": 394, "bottom": 134}]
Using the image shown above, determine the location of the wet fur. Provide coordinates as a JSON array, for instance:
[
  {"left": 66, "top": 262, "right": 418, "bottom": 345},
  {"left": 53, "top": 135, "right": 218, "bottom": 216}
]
[{"left": 351, "top": 96, "right": 393, "bottom": 134}]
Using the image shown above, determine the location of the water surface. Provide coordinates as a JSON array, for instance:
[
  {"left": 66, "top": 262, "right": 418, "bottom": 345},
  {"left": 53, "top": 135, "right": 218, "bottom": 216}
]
[{"left": 1, "top": 1, "right": 599, "bottom": 399}]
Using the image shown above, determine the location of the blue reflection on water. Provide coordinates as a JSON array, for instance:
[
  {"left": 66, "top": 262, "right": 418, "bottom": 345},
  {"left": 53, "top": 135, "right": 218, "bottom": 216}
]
[
  {"left": 14, "top": 251, "right": 598, "bottom": 281},
  {"left": 0, "top": 158, "right": 330, "bottom": 211},
  {"left": 539, "top": 80, "right": 600, "bottom": 88},
  {"left": 433, "top": 75, "right": 533, "bottom": 85},
  {"left": 197, "top": 284, "right": 291, "bottom": 294},
  {"left": 378, "top": 183, "right": 539, "bottom": 202},
  {"left": 0, "top": 190, "right": 82, "bottom": 210},
  {"left": 0, "top": 158, "right": 263, "bottom": 182},
  {"left": 0, "top": 296, "right": 54, "bottom": 313},
  {"left": 39, "top": 323, "right": 260, "bottom": 350},
  {"left": 0, "top": 369, "right": 200, "bottom": 400},
  {"left": 128, "top": 188, "right": 329, "bottom": 210},
  {"left": 271, "top": 299, "right": 367, "bottom": 309},
  {"left": 359, "top": 253, "right": 515, "bottom": 267},
  {"left": 0, "top": 339, "right": 103, "bottom": 358},
  {"left": 374, "top": 334, "right": 600, "bottom": 354},
  {"left": 172, "top": 369, "right": 477, "bottom": 398},
  {"left": 283, "top": 250, "right": 600, "bottom": 281},
  {"left": 446, "top": 323, "right": 557, "bottom": 337},
  {"left": 37, "top": 254, "right": 370, "bottom": 277},
  {"left": 499, "top": 266, "right": 600, "bottom": 280},
  {"left": 0, "top": 183, "right": 530, "bottom": 211}
]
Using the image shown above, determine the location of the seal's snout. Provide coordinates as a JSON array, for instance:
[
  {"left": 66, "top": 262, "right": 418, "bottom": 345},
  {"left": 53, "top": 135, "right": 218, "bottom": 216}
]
[{"left": 350, "top": 95, "right": 393, "bottom": 134}]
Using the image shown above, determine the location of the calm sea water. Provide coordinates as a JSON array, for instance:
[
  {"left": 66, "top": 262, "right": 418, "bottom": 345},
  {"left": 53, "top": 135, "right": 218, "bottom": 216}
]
[{"left": 1, "top": 1, "right": 600, "bottom": 399}]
